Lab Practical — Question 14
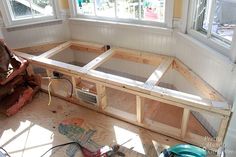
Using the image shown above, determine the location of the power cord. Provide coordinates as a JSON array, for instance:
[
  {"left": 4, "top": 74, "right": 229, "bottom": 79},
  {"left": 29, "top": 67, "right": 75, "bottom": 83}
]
[
  {"left": 0, "top": 142, "right": 80, "bottom": 157},
  {"left": 52, "top": 77, "right": 73, "bottom": 98},
  {"left": 42, "top": 76, "right": 74, "bottom": 106},
  {"left": 40, "top": 142, "right": 80, "bottom": 157},
  {"left": 47, "top": 79, "right": 53, "bottom": 106},
  {"left": 1, "top": 136, "right": 132, "bottom": 157}
]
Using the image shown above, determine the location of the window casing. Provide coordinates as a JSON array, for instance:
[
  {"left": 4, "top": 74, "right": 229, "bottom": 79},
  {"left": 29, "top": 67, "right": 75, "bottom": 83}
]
[
  {"left": 187, "top": 0, "right": 236, "bottom": 59},
  {"left": 69, "top": 0, "right": 174, "bottom": 27},
  {"left": 0, "top": 0, "right": 60, "bottom": 27}
]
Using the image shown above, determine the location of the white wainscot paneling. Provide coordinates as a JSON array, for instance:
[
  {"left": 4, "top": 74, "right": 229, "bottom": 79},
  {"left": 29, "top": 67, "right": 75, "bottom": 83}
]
[
  {"left": 174, "top": 32, "right": 236, "bottom": 104},
  {"left": 2, "top": 20, "right": 71, "bottom": 48},
  {"left": 69, "top": 19, "right": 174, "bottom": 56}
]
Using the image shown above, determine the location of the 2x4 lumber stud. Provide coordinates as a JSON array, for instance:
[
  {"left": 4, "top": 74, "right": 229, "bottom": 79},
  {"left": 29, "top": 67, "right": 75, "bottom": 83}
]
[
  {"left": 173, "top": 59, "right": 225, "bottom": 101},
  {"left": 71, "top": 40, "right": 106, "bottom": 51},
  {"left": 217, "top": 116, "right": 230, "bottom": 144},
  {"left": 39, "top": 41, "right": 72, "bottom": 58},
  {"left": 136, "top": 95, "right": 144, "bottom": 123},
  {"left": 15, "top": 42, "right": 63, "bottom": 55},
  {"left": 96, "top": 84, "right": 107, "bottom": 110},
  {"left": 181, "top": 108, "right": 190, "bottom": 138},
  {"left": 71, "top": 77, "right": 77, "bottom": 97},
  {"left": 113, "top": 48, "right": 165, "bottom": 66},
  {"left": 82, "top": 49, "right": 115, "bottom": 71},
  {"left": 70, "top": 45, "right": 105, "bottom": 54},
  {"left": 145, "top": 57, "right": 174, "bottom": 88}
]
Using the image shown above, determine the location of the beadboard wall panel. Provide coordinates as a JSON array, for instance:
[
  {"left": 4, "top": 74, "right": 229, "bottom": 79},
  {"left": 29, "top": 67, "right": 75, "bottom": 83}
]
[
  {"left": 173, "top": 32, "right": 236, "bottom": 104},
  {"left": 2, "top": 20, "right": 70, "bottom": 48},
  {"left": 69, "top": 20, "right": 174, "bottom": 56}
]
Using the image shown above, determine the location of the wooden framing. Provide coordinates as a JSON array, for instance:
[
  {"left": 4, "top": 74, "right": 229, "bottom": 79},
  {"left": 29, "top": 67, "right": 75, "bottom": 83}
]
[
  {"left": 136, "top": 95, "right": 144, "bottom": 123},
  {"left": 14, "top": 40, "right": 232, "bottom": 151},
  {"left": 96, "top": 84, "right": 107, "bottom": 110},
  {"left": 14, "top": 42, "right": 63, "bottom": 55},
  {"left": 145, "top": 57, "right": 174, "bottom": 88},
  {"left": 173, "top": 59, "right": 225, "bottom": 101},
  {"left": 82, "top": 49, "right": 115, "bottom": 71},
  {"left": 181, "top": 108, "right": 190, "bottom": 138},
  {"left": 39, "top": 41, "right": 72, "bottom": 58}
]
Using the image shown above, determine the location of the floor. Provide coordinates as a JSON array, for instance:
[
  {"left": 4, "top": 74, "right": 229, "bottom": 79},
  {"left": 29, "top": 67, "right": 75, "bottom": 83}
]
[{"left": 0, "top": 92, "right": 184, "bottom": 157}]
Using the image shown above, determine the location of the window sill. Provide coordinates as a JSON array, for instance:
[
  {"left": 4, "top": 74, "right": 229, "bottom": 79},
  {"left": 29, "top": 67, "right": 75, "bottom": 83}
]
[
  {"left": 5, "top": 19, "right": 63, "bottom": 31},
  {"left": 178, "top": 32, "right": 235, "bottom": 66},
  {"left": 69, "top": 18, "right": 173, "bottom": 35},
  {"left": 187, "top": 29, "right": 232, "bottom": 58}
]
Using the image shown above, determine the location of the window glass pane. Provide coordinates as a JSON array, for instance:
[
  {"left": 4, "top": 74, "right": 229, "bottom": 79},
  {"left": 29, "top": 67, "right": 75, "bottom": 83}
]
[
  {"left": 117, "top": 0, "right": 139, "bottom": 19},
  {"left": 192, "top": 0, "right": 210, "bottom": 34},
  {"left": 96, "top": 0, "right": 115, "bottom": 17},
  {"left": 211, "top": 0, "right": 236, "bottom": 42},
  {"left": 141, "top": 0, "right": 165, "bottom": 22},
  {"left": 31, "top": 0, "right": 53, "bottom": 17},
  {"left": 9, "top": 0, "right": 32, "bottom": 19},
  {"left": 77, "top": 0, "right": 95, "bottom": 15}
]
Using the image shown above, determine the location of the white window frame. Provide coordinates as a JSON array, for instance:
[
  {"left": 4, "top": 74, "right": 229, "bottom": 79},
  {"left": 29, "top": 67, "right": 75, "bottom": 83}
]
[
  {"left": 68, "top": 0, "right": 174, "bottom": 28},
  {"left": 0, "top": 0, "right": 61, "bottom": 27},
  {"left": 185, "top": 0, "right": 236, "bottom": 61}
]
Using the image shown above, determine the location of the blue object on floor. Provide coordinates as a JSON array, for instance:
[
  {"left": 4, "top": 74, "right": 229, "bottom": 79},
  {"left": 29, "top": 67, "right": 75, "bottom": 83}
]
[
  {"left": 0, "top": 151, "right": 6, "bottom": 157},
  {"left": 159, "top": 144, "right": 207, "bottom": 157}
]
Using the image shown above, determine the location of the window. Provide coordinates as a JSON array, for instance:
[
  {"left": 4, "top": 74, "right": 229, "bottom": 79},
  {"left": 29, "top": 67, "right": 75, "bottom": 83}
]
[
  {"left": 0, "top": 0, "right": 60, "bottom": 27},
  {"left": 189, "top": 0, "right": 236, "bottom": 45},
  {"left": 70, "top": 0, "right": 173, "bottom": 27}
]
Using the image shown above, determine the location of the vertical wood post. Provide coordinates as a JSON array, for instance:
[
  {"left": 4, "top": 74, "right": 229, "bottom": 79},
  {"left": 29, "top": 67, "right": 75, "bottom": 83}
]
[
  {"left": 181, "top": 108, "right": 190, "bottom": 138},
  {"left": 71, "top": 77, "right": 77, "bottom": 97},
  {"left": 136, "top": 95, "right": 144, "bottom": 123},
  {"left": 96, "top": 84, "right": 107, "bottom": 110},
  {"left": 217, "top": 116, "right": 229, "bottom": 145}
]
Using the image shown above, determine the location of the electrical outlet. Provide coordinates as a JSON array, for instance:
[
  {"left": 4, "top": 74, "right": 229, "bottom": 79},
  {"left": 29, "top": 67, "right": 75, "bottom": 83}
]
[{"left": 52, "top": 71, "right": 63, "bottom": 78}]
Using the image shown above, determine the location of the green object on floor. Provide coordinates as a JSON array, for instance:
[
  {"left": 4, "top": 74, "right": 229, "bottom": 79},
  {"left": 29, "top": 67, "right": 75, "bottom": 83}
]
[{"left": 160, "top": 144, "right": 207, "bottom": 157}]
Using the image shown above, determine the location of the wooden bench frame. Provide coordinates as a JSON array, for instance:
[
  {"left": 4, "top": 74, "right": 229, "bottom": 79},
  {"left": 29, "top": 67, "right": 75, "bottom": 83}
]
[{"left": 14, "top": 40, "right": 231, "bottom": 151}]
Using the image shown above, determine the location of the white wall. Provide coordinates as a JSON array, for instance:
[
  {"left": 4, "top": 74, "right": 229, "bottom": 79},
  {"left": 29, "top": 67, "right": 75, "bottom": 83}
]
[
  {"left": 1, "top": 20, "right": 70, "bottom": 49},
  {"left": 69, "top": 19, "right": 174, "bottom": 56}
]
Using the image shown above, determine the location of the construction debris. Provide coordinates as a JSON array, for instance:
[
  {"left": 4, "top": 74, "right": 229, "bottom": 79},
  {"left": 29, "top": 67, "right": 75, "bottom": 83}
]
[{"left": 0, "top": 40, "right": 40, "bottom": 116}]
